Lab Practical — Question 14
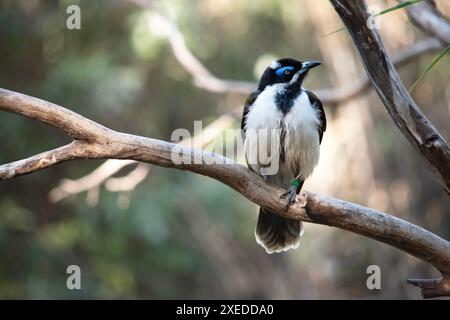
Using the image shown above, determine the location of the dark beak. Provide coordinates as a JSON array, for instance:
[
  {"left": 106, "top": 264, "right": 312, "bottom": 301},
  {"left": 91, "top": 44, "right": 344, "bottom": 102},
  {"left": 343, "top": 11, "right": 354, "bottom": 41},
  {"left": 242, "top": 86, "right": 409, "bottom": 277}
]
[{"left": 302, "top": 61, "right": 322, "bottom": 71}]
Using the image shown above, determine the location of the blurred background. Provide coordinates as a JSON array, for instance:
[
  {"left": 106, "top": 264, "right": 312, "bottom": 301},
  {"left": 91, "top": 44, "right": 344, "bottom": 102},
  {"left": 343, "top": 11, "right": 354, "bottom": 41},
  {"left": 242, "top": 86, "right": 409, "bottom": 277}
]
[{"left": 0, "top": 0, "right": 449, "bottom": 299}]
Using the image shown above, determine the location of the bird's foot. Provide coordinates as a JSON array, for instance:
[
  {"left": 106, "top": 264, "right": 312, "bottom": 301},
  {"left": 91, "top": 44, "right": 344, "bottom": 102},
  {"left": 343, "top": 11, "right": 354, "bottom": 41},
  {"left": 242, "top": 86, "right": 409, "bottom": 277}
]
[{"left": 280, "top": 185, "right": 298, "bottom": 210}]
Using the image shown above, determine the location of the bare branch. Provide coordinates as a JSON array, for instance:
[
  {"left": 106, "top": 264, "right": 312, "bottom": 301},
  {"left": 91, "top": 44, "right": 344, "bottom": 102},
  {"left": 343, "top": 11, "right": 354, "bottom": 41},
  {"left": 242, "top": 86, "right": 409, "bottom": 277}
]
[
  {"left": 404, "top": 0, "right": 450, "bottom": 44},
  {"left": 49, "top": 112, "right": 236, "bottom": 202},
  {"left": 46, "top": 30, "right": 443, "bottom": 201},
  {"left": 0, "top": 88, "right": 111, "bottom": 142},
  {"left": 1, "top": 87, "right": 450, "bottom": 297},
  {"left": 48, "top": 159, "right": 137, "bottom": 202},
  {"left": 314, "top": 37, "right": 443, "bottom": 104},
  {"left": 124, "top": 0, "right": 254, "bottom": 94},
  {"left": 330, "top": 0, "right": 450, "bottom": 197},
  {"left": 105, "top": 163, "right": 150, "bottom": 192},
  {"left": 161, "top": 11, "right": 255, "bottom": 95},
  {"left": 124, "top": 0, "right": 444, "bottom": 104},
  {"left": 407, "top": 277, "right": 450, "bottom": 299},
  {"left": 0, "top": 141, "right": 89, "bottom": 180},
  {"left": 45, "top": 0, "right": 446, "bottom": 208}
]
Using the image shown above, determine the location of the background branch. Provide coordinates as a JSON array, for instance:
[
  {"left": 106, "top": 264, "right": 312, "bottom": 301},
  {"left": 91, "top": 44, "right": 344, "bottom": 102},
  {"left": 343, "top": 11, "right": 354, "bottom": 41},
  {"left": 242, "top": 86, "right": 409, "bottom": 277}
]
[
  {"left": 405, "top": 0, "right": 450, "bottom": 44},
  {"left": 1, "top": 87, "right": 450, "bottom": 298},
  {"left": 48, "top": 0, "right": 444, "bottom": 203},
  {"left": 330, "top": 0, "right": 450, "bottom": 197},
  {"left": 49, "top": 112, "right": 236, "bottom": 202},
  {"left": 143, "top": 1, "right": 445, "bottom": 104},
  {"left": 49, "top": 0, "right": 443, "bottom": 202},
  {"left": 315, "top": 37, "right": 443, "bottom": 104}
]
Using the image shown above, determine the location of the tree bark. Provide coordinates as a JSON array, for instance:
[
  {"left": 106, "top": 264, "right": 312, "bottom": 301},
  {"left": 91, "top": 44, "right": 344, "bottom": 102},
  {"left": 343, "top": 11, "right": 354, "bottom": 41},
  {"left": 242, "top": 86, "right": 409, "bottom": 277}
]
[
  {"left": 329, "top": 0, "right": 450, "bottom": 196},
  {"left": 405, "top": 0, "right": 450, "bottom": 44},
  {"left": 1, "top": 87, "right": 450, "bottom": 298}
]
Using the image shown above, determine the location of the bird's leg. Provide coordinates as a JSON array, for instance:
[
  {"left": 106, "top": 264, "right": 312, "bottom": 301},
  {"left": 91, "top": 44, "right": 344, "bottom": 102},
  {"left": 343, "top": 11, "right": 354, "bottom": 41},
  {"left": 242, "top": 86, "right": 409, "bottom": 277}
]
[
  {"left": 280, "top": 184, "right": 297, "bottom": 210},
  {"left": 280, "top": 178, "right": 304, "bottom": 210}
]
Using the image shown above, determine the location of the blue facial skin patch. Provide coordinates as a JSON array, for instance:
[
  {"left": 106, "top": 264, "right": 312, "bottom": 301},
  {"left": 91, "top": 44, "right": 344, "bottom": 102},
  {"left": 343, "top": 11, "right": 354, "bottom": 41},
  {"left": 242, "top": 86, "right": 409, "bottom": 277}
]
[{"left": 275, "top": 66, "right": 294, "bottom": 76}]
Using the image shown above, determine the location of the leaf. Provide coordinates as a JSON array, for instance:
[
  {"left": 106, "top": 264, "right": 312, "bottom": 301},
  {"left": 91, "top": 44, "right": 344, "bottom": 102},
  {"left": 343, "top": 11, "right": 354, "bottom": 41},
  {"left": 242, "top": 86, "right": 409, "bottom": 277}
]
[
  {"left": 322, "top": 0, "right": 424, "bottom": 37},
  {"left": 409, "top": 45, "right": 450, "bottom": 93},
  {"left": 374, "top": 0, "right": 423, "bottom": 17},
  {"left": 321, "top": 27, "right": 346, "bottom": 38}
]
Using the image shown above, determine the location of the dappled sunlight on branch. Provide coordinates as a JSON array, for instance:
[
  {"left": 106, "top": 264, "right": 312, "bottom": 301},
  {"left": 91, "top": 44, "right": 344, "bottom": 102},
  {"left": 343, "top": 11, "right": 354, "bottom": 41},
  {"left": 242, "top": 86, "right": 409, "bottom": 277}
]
[
  {"left": 46, "top": 0, "right": 445, "bottom": 204},
  {"left": 1, "top": 87, "right": 450, "bottom": 297}
]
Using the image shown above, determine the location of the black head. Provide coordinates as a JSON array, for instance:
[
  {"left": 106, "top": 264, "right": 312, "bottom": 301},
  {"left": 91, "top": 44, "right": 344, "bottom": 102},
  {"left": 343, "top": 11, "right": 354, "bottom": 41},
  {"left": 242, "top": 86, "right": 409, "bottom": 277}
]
[{"left": 257, "top": 58, "right": 321, "bottom": 91}]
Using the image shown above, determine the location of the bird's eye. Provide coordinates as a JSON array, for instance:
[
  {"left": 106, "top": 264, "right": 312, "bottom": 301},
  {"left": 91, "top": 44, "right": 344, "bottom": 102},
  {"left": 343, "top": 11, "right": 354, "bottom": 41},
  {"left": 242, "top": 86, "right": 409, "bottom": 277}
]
[{"left": 275, "top": 66, "right": 294, "bottom": 77}]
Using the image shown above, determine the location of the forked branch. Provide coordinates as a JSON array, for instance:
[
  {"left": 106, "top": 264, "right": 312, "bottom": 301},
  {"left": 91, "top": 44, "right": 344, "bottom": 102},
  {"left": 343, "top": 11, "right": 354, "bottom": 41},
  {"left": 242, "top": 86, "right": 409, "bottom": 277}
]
[
  {"left": 330, "top": 0, "right": 450, "bottom": 196},
  {"left": 1, "top": 87, "right": 450, "bottom": 298}
]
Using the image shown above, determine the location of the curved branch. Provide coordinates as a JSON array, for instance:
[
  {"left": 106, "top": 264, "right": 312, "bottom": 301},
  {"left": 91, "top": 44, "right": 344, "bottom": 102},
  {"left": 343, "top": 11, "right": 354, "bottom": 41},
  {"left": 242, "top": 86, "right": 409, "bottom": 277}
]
[
  {"left": 125, "top": 0, "right": 254, "bottom": 95},
  {"left": 1, "top": 87, "right": 450, "bottom": 297},
  {"left": 46, "top": 34, "right": 443, "bottom": 201},
  {"left": 56, "top": 0, "right": 444, "bottom": 204},
  {"left": 48, "top": 159, "right": 137, "bottom": 202},
  {"left": 404, "top": 0, "right": 450, "bottom": 44},
  {"left": 125, "top": 0, "right": 444, "bottom": 104},
  {"left": 314, "top": 37, "right": 443, "bottom": 104},
  {"left": 408, "top": 277, "right": 450, "bottom": 298},
  {"left": 0, "top": 141, "right": 88, "bottom": 179},
  {"left": 105, "top": 163, "right": 150, "bottom": 192},
  {"left": 0, "top": 88, "right": 111, "bottom": 142},
  {"left": 330, "top": 0, "right": 450, "bottom": 197},
  {"left": 48, "top": 112, "right": 236, "bottom": 202}
]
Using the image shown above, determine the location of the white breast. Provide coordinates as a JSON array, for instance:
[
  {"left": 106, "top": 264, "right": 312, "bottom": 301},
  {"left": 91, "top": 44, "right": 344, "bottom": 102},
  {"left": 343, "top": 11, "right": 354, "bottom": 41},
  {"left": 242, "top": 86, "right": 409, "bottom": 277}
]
[
  {"left": 244, "top": 86, "right": 321, "bottom": 182},
  {"left": 244, "top": 85, "right": 284, "bottom": 175},
  {"left": 283, "top": 91, "right": 321, "bottom": 179},
  {"left": 244, "top": 85, "right": 284, "bottom": 132}
]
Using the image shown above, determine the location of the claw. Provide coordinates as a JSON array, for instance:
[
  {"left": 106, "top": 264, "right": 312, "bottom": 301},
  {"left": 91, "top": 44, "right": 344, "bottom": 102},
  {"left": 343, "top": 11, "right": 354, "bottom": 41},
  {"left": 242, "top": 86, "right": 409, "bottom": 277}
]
[{"left": 280, "top": 185, "right": 298, "bottom": 210}]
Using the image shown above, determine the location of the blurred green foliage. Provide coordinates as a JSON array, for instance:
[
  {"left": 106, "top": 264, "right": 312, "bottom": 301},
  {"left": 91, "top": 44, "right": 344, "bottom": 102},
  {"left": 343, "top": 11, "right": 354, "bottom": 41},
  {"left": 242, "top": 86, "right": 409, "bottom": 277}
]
[{"left": 0, "top": 0, "right": 449, "bottom": 299}]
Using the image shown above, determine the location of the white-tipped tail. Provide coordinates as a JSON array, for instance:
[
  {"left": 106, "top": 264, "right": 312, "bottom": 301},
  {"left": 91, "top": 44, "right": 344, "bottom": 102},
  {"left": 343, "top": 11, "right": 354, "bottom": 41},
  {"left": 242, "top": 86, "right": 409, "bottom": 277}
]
[{"left": 255, "top": 208, "right": 303, "bottom": 254}]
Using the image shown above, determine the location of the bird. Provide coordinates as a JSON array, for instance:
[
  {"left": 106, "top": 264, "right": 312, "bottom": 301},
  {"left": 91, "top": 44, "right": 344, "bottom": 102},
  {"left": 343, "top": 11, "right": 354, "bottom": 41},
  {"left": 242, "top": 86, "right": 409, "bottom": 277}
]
[{"left": 241, "top": 58, "right": 326, "bottom": 254}]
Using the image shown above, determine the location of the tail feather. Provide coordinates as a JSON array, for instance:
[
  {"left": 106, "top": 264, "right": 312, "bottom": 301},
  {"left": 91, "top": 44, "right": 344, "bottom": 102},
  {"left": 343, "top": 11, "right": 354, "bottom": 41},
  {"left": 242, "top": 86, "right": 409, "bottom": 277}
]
[{"left": 255, "top": 208, "right": 303, "bottom": 254}]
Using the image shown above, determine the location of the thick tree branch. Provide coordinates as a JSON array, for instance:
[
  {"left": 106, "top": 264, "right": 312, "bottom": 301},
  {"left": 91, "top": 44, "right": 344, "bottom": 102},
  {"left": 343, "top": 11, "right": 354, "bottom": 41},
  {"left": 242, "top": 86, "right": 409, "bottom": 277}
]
[
  {"left": 1, "top": 87, "right": 450, "bottom": 298},
  {"left": 47, "top": 34, "right": 443, "bottom": 202},
  {"left": 330, "top": 0, "right": 450, "bottom": 197},
  {"left": 48, "top": 113, "right": 236, "bottom": 202},
  {"left": 0, "top": 142, "right": 88, "bottom": 179},
  {"left": 51, "top": 0, "right": 445, "bottom": 202},
  {"left": 404, "top": 0, "right": 450, "bottom": 44},
  {"left": 0, "top": 89, "right": 111, "bottom": 142}
]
